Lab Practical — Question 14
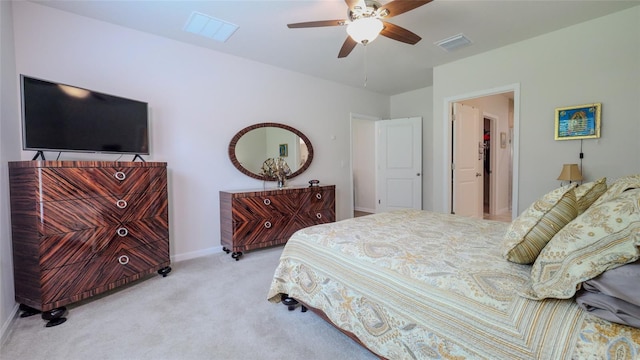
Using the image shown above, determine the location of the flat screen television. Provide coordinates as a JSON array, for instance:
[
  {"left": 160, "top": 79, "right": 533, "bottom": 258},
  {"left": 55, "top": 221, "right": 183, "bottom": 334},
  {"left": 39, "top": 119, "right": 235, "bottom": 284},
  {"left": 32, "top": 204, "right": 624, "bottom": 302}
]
[{"left": 20, "top": 75, "right": 149, "bottom": 155}]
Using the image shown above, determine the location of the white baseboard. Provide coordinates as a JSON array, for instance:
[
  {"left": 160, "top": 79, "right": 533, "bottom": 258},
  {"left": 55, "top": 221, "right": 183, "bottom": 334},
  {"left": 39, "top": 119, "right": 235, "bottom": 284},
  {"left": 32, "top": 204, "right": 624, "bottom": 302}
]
[
  {"left": 354, "top": 206, "right": 375, "bottom": 213},
  {"left": 0, "top": 303, "right": 19, "bottom": 348},
  {"left": 171, "top": 246, "right": 222, "bottom": 263}
]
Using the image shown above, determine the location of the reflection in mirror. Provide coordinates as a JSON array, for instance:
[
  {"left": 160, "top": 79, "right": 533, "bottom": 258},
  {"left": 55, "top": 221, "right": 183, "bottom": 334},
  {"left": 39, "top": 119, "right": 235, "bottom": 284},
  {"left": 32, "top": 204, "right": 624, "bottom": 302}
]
[{"left": 229, "top": 123, "right": 313, "bottom": 181}]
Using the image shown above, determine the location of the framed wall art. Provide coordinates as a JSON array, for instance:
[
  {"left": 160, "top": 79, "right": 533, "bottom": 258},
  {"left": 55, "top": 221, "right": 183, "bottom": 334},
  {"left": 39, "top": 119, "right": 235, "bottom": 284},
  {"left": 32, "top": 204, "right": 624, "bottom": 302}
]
[
  {"left": 279, "top": 143, "right": 288, "bottom": 157},
  {"left": 554, "top": 103, "right": 601, "bottom": 140}
]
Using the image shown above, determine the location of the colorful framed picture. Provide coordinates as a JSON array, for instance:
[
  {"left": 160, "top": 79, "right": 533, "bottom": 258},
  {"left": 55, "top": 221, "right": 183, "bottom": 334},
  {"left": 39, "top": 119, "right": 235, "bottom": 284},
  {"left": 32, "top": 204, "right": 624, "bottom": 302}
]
[
  {"left": 279, "top": 143, "right": 288, "bottom": 157},
  {"left": 554, "top": 103, "right": 601, "bottom": 140}
]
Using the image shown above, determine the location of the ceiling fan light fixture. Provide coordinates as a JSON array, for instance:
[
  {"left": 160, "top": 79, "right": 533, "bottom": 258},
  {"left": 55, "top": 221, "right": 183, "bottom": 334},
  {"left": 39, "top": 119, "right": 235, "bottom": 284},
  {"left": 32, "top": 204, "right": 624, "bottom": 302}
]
[{"left": 347, "top": 18, "right": 383, "bottom": 44}]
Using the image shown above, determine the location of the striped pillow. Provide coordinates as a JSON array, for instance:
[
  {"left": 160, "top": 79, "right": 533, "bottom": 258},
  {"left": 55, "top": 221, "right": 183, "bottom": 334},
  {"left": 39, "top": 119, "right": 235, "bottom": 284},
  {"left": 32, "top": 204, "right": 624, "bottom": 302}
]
[
  {"left": 502, "top": 184, "right": 578, "bottom": 264},
  {"left": 574, "top": 177, "right": 607, "bottom": 214}
]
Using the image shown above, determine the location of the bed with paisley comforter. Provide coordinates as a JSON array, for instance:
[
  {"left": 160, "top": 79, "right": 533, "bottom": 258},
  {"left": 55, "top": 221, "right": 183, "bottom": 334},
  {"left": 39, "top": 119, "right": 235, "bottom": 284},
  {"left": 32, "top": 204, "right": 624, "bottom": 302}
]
[{"left": 267, "top": 208, "right": 640, "bottom": 359}]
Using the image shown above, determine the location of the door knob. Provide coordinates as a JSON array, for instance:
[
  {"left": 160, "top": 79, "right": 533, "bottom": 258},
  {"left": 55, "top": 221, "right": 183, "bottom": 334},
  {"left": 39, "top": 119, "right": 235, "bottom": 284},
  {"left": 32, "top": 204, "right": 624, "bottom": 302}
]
[{"left": 476, "top": 172, "right": 482, "bottom": 177}]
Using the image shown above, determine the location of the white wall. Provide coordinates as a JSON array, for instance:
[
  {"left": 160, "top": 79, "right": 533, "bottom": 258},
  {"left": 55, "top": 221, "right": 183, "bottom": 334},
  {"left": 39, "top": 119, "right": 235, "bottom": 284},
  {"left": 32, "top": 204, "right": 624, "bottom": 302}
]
[
  {"left": 1, "top": 1, "right": 390, "bottom": 338},
  {"left": 432, "top": 6, "right": 640, "bottom": 215},
  {"left": 391, "top": 86, "right": 433, "bottom": 210},
  {"left": 0, "top": 0, "right": 21, "bottom": 344}
]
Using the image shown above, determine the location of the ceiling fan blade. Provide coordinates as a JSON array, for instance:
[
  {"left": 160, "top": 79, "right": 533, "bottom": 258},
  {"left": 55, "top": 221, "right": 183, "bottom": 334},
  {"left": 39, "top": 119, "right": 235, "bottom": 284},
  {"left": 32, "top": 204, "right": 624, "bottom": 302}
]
[
  {"left": 287, "top": 20, "right": 346, "bottom": 28},
  {"left": 338, "top": 36, "right": 358, "bottom": 58},
  {"left": 345, "top": 0, "right": 367, "bottom": 12},
  {"left": 380, "top": 21, "right": 421, "bottom": 45},
  {"left": 379, "top": 0, "right": 432, "bottom": 18}
]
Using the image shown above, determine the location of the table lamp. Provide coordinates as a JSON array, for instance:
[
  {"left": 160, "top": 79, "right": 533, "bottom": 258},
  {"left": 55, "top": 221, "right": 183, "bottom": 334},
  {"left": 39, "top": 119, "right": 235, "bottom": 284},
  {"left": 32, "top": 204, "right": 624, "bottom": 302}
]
[{"left": 557, "top": 164, "right": 583, "bottom": 184}]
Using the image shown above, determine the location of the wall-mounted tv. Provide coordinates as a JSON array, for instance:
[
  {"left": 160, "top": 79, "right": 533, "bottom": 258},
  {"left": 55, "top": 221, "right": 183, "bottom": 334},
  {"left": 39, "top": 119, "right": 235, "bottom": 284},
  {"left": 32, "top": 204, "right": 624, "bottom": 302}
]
[{"left": 20, "top": 75, "right": 149, "bottom": 155}]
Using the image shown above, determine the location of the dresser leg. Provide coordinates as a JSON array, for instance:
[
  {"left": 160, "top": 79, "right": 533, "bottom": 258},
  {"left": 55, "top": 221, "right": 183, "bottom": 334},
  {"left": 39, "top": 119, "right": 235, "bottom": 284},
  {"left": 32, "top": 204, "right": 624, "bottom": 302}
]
[
  {"left": 18, "top": 304, "right": 41, "bottom": 318},
  {"left": 231, "top": 251, "right": 243, "bottom": 261},
  {"left": 157, "top": 266, "right": 172, "bottom": 277},
  {"left": 223, "top": 247, "right": 231, "bottom": 254},
  {"left": 42, "top": 307, "right": 67, "bottom": 327}
]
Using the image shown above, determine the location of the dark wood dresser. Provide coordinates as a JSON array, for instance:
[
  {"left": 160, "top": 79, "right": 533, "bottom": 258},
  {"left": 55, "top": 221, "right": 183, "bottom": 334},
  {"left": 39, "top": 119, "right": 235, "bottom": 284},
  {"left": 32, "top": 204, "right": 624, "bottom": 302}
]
[
  {"left": 8, "top": 161, "right": 171, "bottom": 326},
  {"left": 219, "top": 185, "right": 335, "bottom": 260}
]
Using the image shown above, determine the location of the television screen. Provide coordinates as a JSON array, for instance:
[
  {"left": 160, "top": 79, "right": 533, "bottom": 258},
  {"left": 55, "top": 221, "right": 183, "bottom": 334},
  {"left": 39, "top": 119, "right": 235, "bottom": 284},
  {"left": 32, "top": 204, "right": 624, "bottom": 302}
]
[{"left": 20, "top": 75, "right": 149, "bottom": 155}]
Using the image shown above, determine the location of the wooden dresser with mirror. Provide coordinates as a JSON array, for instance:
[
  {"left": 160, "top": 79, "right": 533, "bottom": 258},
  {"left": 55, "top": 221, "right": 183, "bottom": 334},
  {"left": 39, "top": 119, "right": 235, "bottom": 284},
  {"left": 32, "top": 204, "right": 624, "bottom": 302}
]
[{"left": 221, "top": 122, "right": 335, "bottom": 260}]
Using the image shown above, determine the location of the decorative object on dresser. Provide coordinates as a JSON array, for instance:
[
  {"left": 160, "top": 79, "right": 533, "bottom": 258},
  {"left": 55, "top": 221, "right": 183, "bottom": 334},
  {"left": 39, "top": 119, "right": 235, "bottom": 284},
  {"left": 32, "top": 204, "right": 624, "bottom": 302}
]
[
  {"left": 220, "top": 185, "right": 335, "bottom": 260},
  {"left": 8, "top": 161, "right": 171, "bottom": 327}
]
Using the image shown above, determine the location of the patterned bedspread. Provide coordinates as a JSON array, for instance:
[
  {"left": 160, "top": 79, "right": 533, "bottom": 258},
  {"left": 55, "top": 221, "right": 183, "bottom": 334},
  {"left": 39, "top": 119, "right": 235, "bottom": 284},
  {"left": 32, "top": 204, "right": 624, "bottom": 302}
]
[{"left": 267, "top": 210, "right": 640, "bottom": 359}]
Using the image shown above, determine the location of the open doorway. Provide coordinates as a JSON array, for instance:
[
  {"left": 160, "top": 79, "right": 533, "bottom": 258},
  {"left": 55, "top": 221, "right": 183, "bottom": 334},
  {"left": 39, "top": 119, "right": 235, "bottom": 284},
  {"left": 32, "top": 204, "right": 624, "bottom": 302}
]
[
  {"left": 451, "top": 91, "right": 516, "bottom": 222},
  {"left": 351, "top": 114, "right": 379, "bottom": 218}
]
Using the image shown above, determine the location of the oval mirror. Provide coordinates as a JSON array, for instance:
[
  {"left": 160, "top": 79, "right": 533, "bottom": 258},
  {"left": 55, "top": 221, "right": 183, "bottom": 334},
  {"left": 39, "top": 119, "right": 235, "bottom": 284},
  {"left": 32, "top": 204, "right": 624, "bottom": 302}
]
[{"left": 228, "top": 123, "right": 314, "bottom": 181}]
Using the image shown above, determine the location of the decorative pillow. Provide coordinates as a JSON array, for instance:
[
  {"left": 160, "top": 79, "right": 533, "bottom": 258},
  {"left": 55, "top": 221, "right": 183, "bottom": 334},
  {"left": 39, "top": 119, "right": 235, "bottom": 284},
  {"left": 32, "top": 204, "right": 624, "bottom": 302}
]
[
  {"left": 520, "top": 188, "right": 640, "bottom": 300},
  {"left": 591, "top": 174, "right": 640, "bottom": 207},
  {"left": 502, "top": 184, "right": 578, "bottom": 264},
  {"left": 574, "top": 177, "right": 607, "bottom": 214}
]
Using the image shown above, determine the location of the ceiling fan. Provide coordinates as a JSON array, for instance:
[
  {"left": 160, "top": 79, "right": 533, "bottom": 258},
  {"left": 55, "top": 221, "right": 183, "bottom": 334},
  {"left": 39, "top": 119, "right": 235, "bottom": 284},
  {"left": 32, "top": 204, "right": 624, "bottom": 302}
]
[{"left": 287, "top": 0, "right": 432, "bottom": 58}]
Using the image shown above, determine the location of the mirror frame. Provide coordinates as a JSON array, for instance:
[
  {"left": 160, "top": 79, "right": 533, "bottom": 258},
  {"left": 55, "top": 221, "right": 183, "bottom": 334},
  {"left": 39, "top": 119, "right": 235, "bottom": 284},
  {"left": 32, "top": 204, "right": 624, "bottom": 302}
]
[{"left": 228, "top": 122, "right": 314, "bottom": 181}]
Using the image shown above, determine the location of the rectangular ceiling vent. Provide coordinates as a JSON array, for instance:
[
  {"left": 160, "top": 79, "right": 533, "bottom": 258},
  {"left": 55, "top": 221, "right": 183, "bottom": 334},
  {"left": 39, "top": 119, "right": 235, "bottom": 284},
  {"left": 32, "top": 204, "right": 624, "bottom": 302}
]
[
  {"left": 184, "top": 12, "right": 238, "bottom": 43},
  {"left": 435, "top": 33, "right": 472, "bottom": 52}
]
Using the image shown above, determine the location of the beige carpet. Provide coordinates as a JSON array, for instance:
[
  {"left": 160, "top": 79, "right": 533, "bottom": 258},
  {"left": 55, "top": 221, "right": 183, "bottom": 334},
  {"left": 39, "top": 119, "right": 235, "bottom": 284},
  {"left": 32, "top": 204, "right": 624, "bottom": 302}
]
[{"left": 0, "top": 246, "right": 377, "bottom": 360}]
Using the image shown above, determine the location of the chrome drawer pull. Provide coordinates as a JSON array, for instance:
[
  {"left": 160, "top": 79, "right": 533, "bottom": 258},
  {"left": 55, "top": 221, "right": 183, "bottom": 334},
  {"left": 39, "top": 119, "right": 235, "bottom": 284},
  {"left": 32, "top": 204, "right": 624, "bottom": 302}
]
[
  {"left": 316, "top": 193, "right": 322, "bottom": 200},
  {"left": 264, "top": 221, "right": 272, "bottom": 229},
  {"left": 118, "top": 255, "right": 129, "bottom": 265},
  {"left": 116, "top": 227, "right": 129, "bottom": 237},
  {"left": 316, "top": 213, "right": 322, "bottom": 219},
  {"left": 263, "top": 198, "right": 271, "bottom": 206},
  {"left": 116, "top": 199, "right": 128, "bottom": 209},
  {"left": 114, "top": 171, "right": 126, "bottom": 181}
]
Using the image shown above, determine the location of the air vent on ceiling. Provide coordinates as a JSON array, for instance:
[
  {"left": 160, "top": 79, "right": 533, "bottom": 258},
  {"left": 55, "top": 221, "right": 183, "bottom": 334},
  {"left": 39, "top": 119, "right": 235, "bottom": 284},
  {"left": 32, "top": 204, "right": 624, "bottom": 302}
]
[
  {"left": 435, "top": 33, "right": 472, "bottom": 52},
  {"left": 183, "top": 12, "right": 238, "bottom": 43}
]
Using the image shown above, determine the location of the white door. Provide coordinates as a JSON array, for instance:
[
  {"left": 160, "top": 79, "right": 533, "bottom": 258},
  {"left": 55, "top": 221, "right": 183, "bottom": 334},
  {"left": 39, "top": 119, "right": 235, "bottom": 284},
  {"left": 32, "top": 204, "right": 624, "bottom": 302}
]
[
  {"left": 452, "top": 103, "right": 483, "bottom": 218},
  {"left": 376, "top": 117, "right": 422, "bottom": 212}
]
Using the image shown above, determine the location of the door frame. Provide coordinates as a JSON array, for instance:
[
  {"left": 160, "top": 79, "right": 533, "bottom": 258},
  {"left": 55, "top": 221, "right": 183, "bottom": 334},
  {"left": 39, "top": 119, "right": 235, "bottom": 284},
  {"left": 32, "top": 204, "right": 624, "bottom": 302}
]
[
  {"left": 442, "top": 84, "right": 520, "bottom": 220},
  {"left": 483, "top": 112, "right": 498, "bottom": 216}
]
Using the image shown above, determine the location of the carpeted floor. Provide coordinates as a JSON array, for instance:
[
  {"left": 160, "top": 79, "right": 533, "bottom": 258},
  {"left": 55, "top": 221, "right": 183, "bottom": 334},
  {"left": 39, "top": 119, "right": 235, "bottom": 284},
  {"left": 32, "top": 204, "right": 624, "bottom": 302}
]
[{"left": 0, "top": 246, "right": 378, "bottom": 360}]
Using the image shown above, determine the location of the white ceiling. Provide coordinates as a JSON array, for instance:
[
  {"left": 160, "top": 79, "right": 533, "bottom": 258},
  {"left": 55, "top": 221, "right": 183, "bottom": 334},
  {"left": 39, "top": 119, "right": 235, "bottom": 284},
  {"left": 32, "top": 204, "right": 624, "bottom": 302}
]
[{"left": 30, "top": 0, "right": 639, "bottom": 95}]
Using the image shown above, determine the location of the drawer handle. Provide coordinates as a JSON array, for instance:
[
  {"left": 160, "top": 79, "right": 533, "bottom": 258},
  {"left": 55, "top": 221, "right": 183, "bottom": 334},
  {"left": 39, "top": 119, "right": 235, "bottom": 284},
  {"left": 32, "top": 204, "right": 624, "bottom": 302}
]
[
  {"left": 116, "top": 227, "right": 129, "bottom": 237},
  {"left": 118, "top": 255, "right": 130, "bottom": 265},
  {"left": 316, "top": 213, "right": 322, "bottom": 219},
  {"left": 114, "top": 171, "right": 126, "bottom": 181},
  {"left": 316, "top": 193, "right": 322, "bottom": 200},
  {"left": 263, "top": 198, "right": 271, "bottom": 206},
  {"left": 264, "top": 221, "right": 272, "bottom": 229},
  {"left": 116, "top": 199, "right": 128, "bottom": 209}
]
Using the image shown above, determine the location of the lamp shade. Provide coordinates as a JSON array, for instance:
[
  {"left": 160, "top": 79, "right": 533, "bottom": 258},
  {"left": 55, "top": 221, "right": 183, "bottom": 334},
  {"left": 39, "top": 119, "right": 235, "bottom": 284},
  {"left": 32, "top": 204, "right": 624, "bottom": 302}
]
[
  {"left": 347, "top": 18, "right": 383, "bottom": 44},
  {"left": 557, "top": 164, "right": 583, "bottom": 182}
]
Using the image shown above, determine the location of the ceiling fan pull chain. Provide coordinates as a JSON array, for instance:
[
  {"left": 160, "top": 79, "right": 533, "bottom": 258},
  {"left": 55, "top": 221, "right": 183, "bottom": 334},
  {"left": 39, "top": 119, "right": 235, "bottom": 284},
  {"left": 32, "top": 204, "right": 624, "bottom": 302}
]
[{"left": 364, "top": 45, "right": 368, "bottom": 87}]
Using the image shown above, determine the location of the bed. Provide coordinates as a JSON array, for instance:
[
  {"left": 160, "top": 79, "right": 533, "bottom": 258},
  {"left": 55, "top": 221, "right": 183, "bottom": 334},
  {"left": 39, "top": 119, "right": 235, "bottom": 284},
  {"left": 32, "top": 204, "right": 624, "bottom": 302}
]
[{"left": 267, "top": 176, "right": 640, "bottom": 359}]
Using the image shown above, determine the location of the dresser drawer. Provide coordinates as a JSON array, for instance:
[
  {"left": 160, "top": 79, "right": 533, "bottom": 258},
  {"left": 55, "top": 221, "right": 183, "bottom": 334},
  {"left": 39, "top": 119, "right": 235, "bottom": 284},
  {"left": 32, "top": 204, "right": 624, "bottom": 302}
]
[
  {"left": 37, "top": 190, "right": 168, "bottom": 235},
  {"left": 300, "top": 208, "right": 335, "bottom": 225},
  {"left": 302, "top": 188, "right": 335, "bottom": 210},
  {"left": 231, "top": 196, "right": 293, "bottom": 221},
  {"left": 40, "top": 216, "right": 169, "bottom": 270},
  {"left": 231, "top": 216, "right": 290, "bottom": 243},
  {"left": 39, "top": 167, "right": 165, "bottom": 201},
  {"left": 40, "top": 239, "right": 169, "bottom": 308}
]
